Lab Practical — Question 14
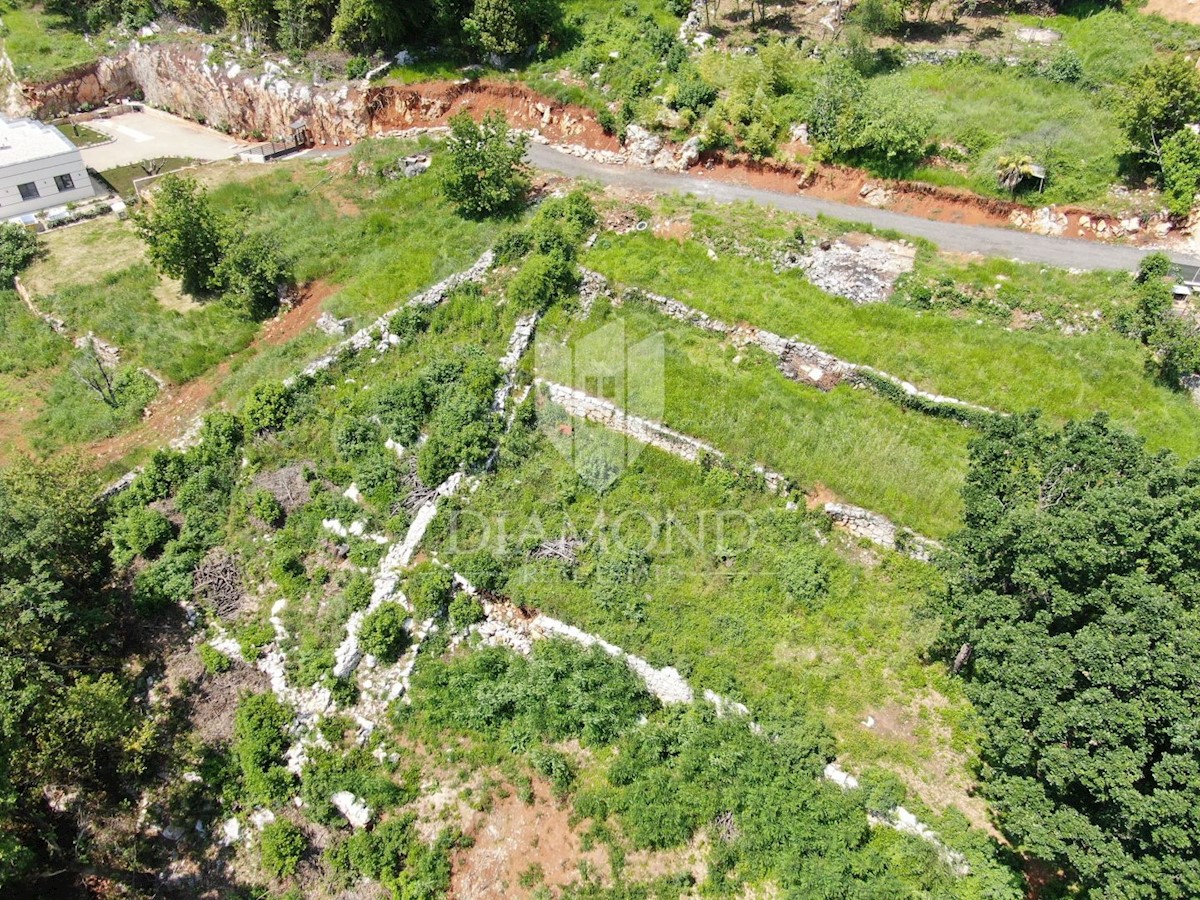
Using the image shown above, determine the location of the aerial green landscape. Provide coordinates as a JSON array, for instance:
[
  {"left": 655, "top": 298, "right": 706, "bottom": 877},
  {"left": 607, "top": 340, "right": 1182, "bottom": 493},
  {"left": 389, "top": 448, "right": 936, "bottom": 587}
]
[{"left": 1, "top": 0, "right": 1200, "bottom": 897}]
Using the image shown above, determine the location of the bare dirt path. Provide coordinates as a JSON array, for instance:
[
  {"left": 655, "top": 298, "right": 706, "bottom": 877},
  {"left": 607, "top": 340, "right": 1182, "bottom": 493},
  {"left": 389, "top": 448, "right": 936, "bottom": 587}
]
[
  {"left": 87, "top": 280, "right": 336, "bottom": 468},
  {"left": 526, "top": 144, "right": 1200, "bottom": 272}
]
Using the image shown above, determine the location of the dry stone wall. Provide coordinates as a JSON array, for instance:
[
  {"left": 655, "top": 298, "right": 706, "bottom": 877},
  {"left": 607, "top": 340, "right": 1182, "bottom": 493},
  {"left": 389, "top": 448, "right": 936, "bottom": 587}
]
[{"left": 588, "top": 268, "right": 997, "bottom": 419}]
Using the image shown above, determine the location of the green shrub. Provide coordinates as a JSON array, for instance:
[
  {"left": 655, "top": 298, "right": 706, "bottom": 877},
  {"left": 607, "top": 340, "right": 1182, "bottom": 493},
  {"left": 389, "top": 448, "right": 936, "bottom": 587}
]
[
  {"left": 0, "top": 222, "right": 39, "bottom": 285},
  {"left": 110, "top": 506, "right": 174, "bottom": 567},
  {"left": 1161, "top": 128, "right": 1200, "bottom": 218},
  {"left": 238, "top": 620, "right": 276, "bottom": 660},
  {"left": 493, "top": 228, "right": 532, "bottom": 265},
  {"left": 359, "top": 603, "right": 411, "bottom": 662},
  {"left": 132, "top": 549, "right": 198, "bottom": 613},
  {"left": 410, "top": 640, "right": 656, "bottom": 746},
  {"left": 851, "top": 0, "right": 904, "bottom": 35},
  {"left": 243, "top": 382, "right": 293, "bottom": 433},
  {"left": 405, "top": 562, "right": 456, "bottom": 620},
  {"left": 1043, "top": 48, "right": 1084, "bottom": 84},
  {"left": 251, "top": 490, "right": 284, "bottom": 527},
  {"left": 334, "top": 416, "right": 382, "bottom": 459},
  {"left": 374, "top": 377, "right": 430, "bottom": 446},
  {"left": 528, "top": 746, "right": 575, "bottom": 797},
  {"left": 300, "top": 747, "right": 408, "bottom": 826},
  {"left": 779, "top": 546, "right": 829, "bottom": 611},
  {"left": 233, "top": 692, "right": 295, "bottom": 805},
  {"left": 449, "top": 592, "right": 485, "bottom": 630},
  {"left": 454, "top": 549, "right": 504, "bottom": 592},
  {"left": 260, "top": 819, "right": 306, "bottom": 878},
  {"left": 343, "top": 571, "right": 375, "bottom": 613},
  {"left": 199, "top": 643, "right": 232, "bottom": 675},
  {"left": 742, "top": 122, "right": 776, "bottom": 161},
  {"left": 507, "top": 251, "right": 580, "bottom": 313}
]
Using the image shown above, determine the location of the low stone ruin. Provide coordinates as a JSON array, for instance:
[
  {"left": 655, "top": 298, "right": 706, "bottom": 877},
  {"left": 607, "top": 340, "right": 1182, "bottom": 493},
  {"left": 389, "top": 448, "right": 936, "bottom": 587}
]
[{"left": 791, "top": 234, "right": 918, "bottom": 304}]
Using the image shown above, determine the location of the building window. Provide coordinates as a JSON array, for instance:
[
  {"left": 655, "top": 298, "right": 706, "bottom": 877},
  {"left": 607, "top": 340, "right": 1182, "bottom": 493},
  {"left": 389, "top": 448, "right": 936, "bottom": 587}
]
[
  {"left": 17, "top": 182, "right": 38, "bottom": 201},
  {"left": 54, "top": 173, "right": 75, "bottom": 192}
]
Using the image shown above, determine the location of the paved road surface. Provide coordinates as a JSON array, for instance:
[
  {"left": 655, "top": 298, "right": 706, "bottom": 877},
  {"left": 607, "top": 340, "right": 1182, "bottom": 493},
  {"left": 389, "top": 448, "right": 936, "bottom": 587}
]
[{"left": 527, "top": 143, "right": 1200, "bottom": 272}]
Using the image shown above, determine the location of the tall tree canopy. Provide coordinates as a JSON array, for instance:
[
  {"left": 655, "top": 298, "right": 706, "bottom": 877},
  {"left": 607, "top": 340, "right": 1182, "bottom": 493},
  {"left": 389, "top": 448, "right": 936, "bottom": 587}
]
[{"left": 937, "top": 413, "right": 1200, "bottom": 896}]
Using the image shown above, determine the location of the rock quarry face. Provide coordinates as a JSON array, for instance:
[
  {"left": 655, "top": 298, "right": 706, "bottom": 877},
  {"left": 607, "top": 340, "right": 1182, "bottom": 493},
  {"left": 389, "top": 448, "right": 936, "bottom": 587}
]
[{"left": 21, "top": 42, "right": 369, "bottom": 145}]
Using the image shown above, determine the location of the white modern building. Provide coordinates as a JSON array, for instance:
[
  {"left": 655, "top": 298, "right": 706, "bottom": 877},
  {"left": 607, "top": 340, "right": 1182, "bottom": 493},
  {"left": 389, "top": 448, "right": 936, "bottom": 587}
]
[{"left": 0, "top": 116, "right": 96, "bottom": 219}]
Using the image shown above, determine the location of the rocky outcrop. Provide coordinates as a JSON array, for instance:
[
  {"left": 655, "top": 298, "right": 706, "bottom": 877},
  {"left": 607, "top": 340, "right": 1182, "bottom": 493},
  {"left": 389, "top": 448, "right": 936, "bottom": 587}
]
[{"left": 24, "top": 42, "right": 368, "bottom": 144}]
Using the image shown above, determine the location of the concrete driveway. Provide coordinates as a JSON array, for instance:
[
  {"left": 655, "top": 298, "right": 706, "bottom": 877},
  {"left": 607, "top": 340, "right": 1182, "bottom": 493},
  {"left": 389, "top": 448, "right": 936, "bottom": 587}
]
[{"left": 80, "top": 109, "right": 248, "bottom": 170}]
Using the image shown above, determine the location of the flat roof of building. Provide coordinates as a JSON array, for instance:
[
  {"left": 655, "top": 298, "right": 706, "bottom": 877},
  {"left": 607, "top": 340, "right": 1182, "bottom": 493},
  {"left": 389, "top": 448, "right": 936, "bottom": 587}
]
[{"left": 0, "top": 116, "right": 78, "bottom": 167}]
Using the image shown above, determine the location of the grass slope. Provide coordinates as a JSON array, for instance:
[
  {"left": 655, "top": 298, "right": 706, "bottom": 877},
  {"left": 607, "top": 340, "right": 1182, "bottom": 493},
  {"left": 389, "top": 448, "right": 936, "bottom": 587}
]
[{"left": 584, "top": 233, "right": 1200, "bottom": 460}]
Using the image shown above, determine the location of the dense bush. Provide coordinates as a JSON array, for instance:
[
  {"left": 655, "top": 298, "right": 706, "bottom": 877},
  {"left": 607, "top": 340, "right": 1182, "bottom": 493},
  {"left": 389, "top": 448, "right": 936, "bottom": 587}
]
[
  {"left": 342, "top": 571, "right": 375, "bottom": 612},
  {"left": 233, "top": 692, "right": 295, "bottom": 805},
  {"left": 242, "top": 382, "right": 293, "bottom": 433},
  {"left": 453, "top": 549, "right": 504, "bottom": 592},
  {"left": 506, "top": 251, "right": 580, "bottom": 312},
  {"left": 259, "top": 819, "right": 306, "bottom": 878},
  {"left": 779, "top": 546, "right": 829, "bottom": 611},
  {"left": 109, "top": 506, "right": 173, "bottom": 567},
  {"left": 405, "top": 562, "right": 456, "bottom": 620},
  {"left": 1161, "top": 128, "right": 1200, "bottom": 218},
  {"left": 300, "top": 748, "right": 408, "bottom": 826},
  {"left": 334, "top": 416, "right": 382, "bottom": 459},
  {"left": 417, "top": 381, "right": 500, "bottom": 486},
  {"left": 409, "top": 640, "right": 657, "bottom": 746},
  {"left": 250, "top": 489, "right": 285, "bottom": 527},
  {"left": 359, "top": 603, "right": 410, "bottom": 662},
  {"left": 374, "top": 377, "right": 431, "bottom": 446},
  {"left": 0, "top": 223, "right": 39, "bottom": 285},
  {"left": 448, "top": 592, "right": 485, "bottom": 630}
]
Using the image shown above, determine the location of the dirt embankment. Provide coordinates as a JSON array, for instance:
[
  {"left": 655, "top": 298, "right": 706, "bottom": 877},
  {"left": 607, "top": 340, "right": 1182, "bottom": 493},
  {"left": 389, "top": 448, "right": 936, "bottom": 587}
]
[{"left": 22, "top": 46, "right": 1185, "bottom": 248}]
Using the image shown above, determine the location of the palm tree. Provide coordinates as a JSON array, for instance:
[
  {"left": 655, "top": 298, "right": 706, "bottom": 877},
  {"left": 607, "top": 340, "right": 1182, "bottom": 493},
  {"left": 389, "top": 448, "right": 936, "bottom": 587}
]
[{"left": 997, "top": 154, "right": 1036, "bottom": 195}]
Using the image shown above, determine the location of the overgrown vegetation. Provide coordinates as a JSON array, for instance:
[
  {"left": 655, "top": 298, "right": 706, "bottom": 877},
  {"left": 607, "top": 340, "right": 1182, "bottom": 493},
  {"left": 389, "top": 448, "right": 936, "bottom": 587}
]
[{"left": 936, "top": 412, "right": 1200, "bottom": 896}]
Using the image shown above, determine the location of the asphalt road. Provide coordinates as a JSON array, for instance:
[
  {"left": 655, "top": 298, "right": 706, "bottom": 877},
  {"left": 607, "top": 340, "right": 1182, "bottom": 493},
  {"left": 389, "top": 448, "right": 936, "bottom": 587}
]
[{"left": 527, "top": 143, "right": 1200, "bottom": 272}]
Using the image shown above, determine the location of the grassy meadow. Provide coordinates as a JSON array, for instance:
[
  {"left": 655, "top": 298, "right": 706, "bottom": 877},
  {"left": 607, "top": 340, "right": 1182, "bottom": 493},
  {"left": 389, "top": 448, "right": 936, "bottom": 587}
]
[{"left": 584, "top": 232, "right": 1200, "bottom": 461}]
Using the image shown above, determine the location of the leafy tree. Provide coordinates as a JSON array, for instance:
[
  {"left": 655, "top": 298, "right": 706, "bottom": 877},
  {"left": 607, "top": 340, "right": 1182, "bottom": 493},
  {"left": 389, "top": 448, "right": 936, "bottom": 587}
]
[
  {"left": 936, "top": 413, "right": 1200, "bottom": 896},
  {"left": 214, "top": 229, "right": 289, "bottom": 320},
  {"left": 219, "top": 0, "right": 274, "bottom": 34},
  {"left": 330, "top": 0, "right": 403, "bottom": 54},
  {"left": 0, "top": 456, "right": 128, "bottom": 886},
  {"left": 852, "top": 82, "right": 933, "bottom": 176},
  {"left": 132, "top": 175, "right": 224, "bottom": 296},
  {"left": 440, "top": 110, "right": 531, "bottom": 218},
  {"left": 463, "top": 0, "right": 562, "bottom": 58},
  {"left": 0, "top": 224, "right": 39, "bottom": 286},
  {"left": 1118, "top": 54, "right": 1200, "bottom": 168},
  {"left": 274, "top": 0, "right": 334, "bottom": 53},
  {"left": 1161, "top": 128, "right": 1200, "bottom": 219},
  {"left": 807, "top": 57, "right": 865, "bottom": 155}
]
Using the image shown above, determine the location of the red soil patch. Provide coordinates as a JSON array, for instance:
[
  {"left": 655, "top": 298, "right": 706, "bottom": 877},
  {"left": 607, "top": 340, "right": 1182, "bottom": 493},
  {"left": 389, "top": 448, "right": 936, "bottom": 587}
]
[
  {"left": 368, "top": 79, "right": 622, "bottom": 153},
  {"left": 450, "top": 780, "right": 608, "bottom": 898},
  {"left": 86, "top": 279, "right": 338, "bottom": 469}
]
